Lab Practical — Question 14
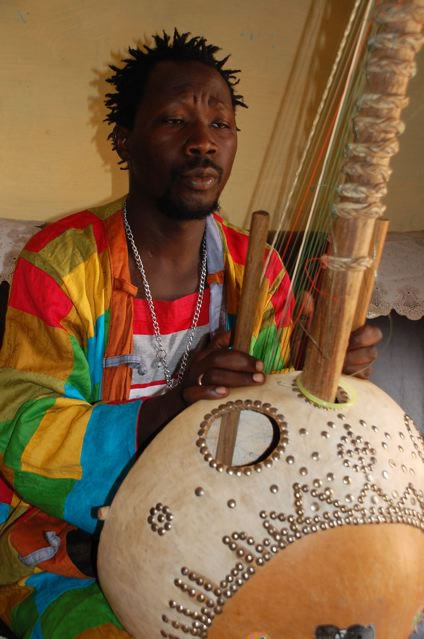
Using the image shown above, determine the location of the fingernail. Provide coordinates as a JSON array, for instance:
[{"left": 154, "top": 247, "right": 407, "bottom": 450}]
[
  {"left": 252, "top": 373, "right": 264, "bottom": 383},
  {"left": 215, "top": 386, "right": 228, "bottom": 395},
  {"left": 255, "top": 360, "right": 264, "bottom": 372}
]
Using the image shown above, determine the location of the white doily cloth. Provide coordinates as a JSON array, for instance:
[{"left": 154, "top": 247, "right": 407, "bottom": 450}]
[
  {"left": 368, "top": 230, "right": 424, "bottom": 321},
  {"left": 0, "top": 218, "right": 44, "bottom": 283}
]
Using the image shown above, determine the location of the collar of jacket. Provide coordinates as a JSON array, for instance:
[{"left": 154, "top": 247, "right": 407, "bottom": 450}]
[{"left": 102, "top": 207, "right": 227, "bottom": 401}]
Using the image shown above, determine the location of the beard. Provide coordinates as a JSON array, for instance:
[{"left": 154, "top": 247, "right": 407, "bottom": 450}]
[
  {"left": 156, "top": 157, "right": 223, "bottom": 221},
  {"left": 157, "top": 192, "right": 219, "bottom": 221}
]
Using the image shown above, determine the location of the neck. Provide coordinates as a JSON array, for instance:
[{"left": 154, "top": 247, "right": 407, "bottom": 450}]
[
  {"left": 124, "top": 193, "right": 209, "bottom": 300},
  {"left": 124, "top": 192, "right": 207, "bottom": 262}
]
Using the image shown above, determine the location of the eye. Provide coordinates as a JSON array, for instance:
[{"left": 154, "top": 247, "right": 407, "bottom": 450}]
[
  {"left": 211, "top": 120, "right": 231, "bottom": 129},
  {"left": 162, "top": 117, "right": 185, "bottom": 126}
]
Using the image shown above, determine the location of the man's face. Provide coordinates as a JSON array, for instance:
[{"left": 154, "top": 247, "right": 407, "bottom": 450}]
[{"left": 118, "top": 60, "right": 238, "bottom": 220}]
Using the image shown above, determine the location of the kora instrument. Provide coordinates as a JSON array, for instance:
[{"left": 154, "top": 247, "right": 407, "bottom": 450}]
[{"left": 98, "top": 374, "right": 424, "bottom": 638}]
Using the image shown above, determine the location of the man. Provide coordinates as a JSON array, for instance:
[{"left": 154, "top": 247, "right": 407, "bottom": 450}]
[{"left": 0, "top": 30, "right": 381, "bottom": 638}]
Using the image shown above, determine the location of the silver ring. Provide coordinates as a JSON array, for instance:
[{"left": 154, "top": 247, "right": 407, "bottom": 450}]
[{"left": 197, "top": 373, "right": 204, "bottom": 386}]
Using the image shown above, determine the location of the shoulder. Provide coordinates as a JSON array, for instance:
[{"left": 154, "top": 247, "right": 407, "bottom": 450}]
[
  {"left": 9, "top": 200, "right": 124, "bottom": 321},
  {"left": 212, "top": 212, "right": 249, "bottom": 258},
  {"left": 23, "top": 197, "right": 125, "bottom": 262}
]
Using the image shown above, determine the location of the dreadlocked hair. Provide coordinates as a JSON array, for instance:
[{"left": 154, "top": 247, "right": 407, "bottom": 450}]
[{"left": 105, "top": 28, "right": 247, "bottom": 138}]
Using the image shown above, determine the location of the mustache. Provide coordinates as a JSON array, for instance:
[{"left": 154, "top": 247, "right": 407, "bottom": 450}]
[{"left": 173, "top": 157, "right": 223, "bottom": 180}]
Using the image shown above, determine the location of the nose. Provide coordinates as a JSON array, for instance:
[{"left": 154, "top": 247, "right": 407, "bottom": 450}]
[{"left": 184, "top": 122, "right": 217, "bottom": 156}]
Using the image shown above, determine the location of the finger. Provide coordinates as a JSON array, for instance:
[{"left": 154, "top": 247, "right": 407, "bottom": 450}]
[
  {"left": 344, "top": 345, "right": 378, "bottom": 368},
  {"left": 348, "top": 324, "right": 383, "bottom": 350},
  {"left": 198, "top": 368, "right": 265, "bottom": 389},
  {"left": 297, "top": 291, "right": 315, "bottom": 322},
  {"left": 209, "top": 330, "right": 232, "bottom": 350},
  {"left": 182, "top": 384, "right": 230, "bottom": 404},
  {"left": 202, "top": 348, "right": 263, "bottom": 374},
  {"left": 343, "top": 349, "right": 378, "bottom": 379},
  {"left": 190, "top": 331, "right": 232, "bottom": 365}
]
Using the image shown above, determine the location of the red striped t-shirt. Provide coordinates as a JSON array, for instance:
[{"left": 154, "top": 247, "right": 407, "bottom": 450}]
[{"left": 129, "top": 289, "right": 210, "bottom": 399}]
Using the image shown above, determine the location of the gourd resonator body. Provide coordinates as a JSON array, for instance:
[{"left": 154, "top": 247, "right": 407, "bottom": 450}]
[{"left": 98, "top": 373, "right": 424, "bottom": 638}]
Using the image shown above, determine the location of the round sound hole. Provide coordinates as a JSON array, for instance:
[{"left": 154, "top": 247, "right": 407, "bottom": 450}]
[
  {"left": 196, "top": 400, "right": 288, "bottom": 474},
  {"left": 207, "top": 410, "right": 279, "bottom": 466}
]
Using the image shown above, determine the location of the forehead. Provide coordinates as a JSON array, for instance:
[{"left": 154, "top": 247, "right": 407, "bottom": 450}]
[{"left": 140, "top": 60, "right": 234, "bottom": 111}]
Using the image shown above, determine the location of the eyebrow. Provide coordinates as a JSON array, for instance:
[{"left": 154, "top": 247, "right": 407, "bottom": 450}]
[{"left": 166, "top": 95, "right": 231, "bottom": 111}]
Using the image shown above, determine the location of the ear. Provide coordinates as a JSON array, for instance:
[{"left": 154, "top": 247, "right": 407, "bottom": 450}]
[{"left": 113, "top": 125, "right": 131, "bottom": 162}]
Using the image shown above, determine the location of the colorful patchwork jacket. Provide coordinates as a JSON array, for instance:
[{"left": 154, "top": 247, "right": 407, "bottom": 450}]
[{"left": 0, "top": 197, "right": 292, "bottom": 585}]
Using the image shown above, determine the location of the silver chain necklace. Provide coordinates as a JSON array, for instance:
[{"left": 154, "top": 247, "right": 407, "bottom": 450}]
[{"left": 123, "top": 201, "right": 208, "bottom": 390}]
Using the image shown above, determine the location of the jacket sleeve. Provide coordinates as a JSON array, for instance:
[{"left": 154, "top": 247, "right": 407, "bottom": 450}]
[{"left": 0, "top": 246, "right": 140, "bottom": 534}]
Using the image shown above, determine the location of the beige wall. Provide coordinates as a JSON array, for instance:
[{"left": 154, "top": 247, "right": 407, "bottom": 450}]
[
  {"left": 1, "top": 0, "right": 423, "bottom": 230},
  {"left": 384, "top": 53, "right": 424, "bottom": 232}
]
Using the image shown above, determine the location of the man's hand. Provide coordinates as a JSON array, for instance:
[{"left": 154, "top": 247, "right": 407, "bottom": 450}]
[
  {"left": 137, "top": 330, "right": 264, "bottom": 450},
  {"left": 343, "top": 324, "right": 383, "bottom": 379},
  {"left": 181, "top": 330, "right": 265, "bottom": 404}
]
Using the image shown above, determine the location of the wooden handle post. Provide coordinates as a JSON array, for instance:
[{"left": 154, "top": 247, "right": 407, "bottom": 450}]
[
  {"left": 301, "top": 216, "right": 376, "bottom": 402},
  {"left": 352, "top": 218, "right": 389, "bottom": 331},
  {"left": 215, "top": 210, "right": 270, "bottom": 465}
]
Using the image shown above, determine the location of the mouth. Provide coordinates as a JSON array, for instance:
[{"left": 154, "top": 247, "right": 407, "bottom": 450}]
[{"left": 180, "top": 168, "right": 220, "bottom": 191}]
